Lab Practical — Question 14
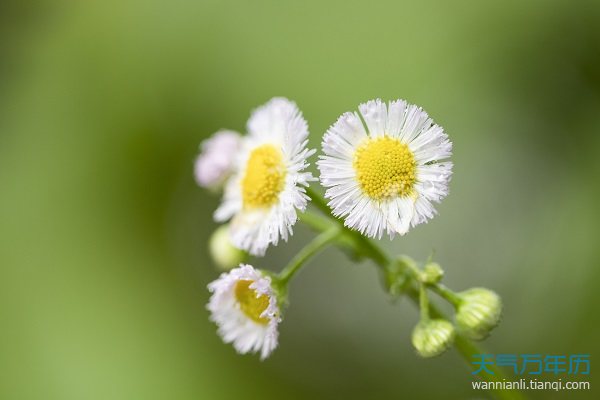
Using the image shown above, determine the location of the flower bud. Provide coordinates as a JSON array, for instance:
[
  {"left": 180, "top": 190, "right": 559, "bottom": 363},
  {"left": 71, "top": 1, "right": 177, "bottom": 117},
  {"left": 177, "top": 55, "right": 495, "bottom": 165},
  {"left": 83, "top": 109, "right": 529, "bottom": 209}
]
[
  {"left": 455, "top": 288, "right": 502, "bottom": 340},
  {"left": 411, "top": 319, "right": 455, "bottom": 358},
  {"left": 421, "top": 262, "right": 444, "bottom": 284},
  {"left": 209, "top": 225, "right": 247, "bottom": 270}
]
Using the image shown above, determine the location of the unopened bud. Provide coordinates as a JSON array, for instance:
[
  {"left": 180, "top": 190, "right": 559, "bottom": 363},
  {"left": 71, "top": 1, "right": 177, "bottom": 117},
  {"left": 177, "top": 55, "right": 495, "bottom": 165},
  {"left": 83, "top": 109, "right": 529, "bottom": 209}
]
[
  {"left": 455, "top": 288, "right": 502, "bottom": 340},
  {"left": 412, "top": 319, "right": 455, "bottom": 358},
  {"left": 421, "top": 262, "right": 444, "bottom": 284},
  {"left": 209, "top": 225, "right": 247, "bottom": 270}
]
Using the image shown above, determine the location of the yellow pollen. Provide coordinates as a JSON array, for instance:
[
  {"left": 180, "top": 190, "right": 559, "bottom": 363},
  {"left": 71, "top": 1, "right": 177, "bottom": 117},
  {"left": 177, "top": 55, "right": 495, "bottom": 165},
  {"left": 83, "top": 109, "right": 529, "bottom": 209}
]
[
  {"left": 234, "top": 280, "right": 270, "bottom": 325},
  {"left": 241, "top": 144, "right": 286, "bottom": 209},
  {"left": 353, "top": 136, "right": 417, "bottom": 200}
]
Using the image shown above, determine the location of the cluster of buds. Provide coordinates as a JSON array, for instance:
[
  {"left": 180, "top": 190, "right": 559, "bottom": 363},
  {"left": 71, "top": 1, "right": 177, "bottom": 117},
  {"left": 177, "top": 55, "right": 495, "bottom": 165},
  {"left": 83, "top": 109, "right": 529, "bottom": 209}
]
[{"left": 408, "top": 261, "right": 503, "bottom": 358}]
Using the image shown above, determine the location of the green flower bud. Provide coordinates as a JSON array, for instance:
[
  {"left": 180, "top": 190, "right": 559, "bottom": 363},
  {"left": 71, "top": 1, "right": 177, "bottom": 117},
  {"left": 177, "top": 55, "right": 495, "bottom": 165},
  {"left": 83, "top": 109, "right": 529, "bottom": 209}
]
[
  {"left": 421, "top": 262, "right": 444, "bottom": 284},
  {"left": 209, "top": 225, "right": 247, "bottom": 270},
  {"left": 455, "top": 288, "right": 502, "bottom": 340},
  {"left": 411, "top": 319, "right": 455, "bottom": 358}
]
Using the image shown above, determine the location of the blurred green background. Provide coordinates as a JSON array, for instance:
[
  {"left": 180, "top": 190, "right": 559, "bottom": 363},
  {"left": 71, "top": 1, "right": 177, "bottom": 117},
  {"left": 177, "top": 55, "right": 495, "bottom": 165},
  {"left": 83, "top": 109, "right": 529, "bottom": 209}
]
[{"left": 1, "top": 0, "right": 599, "bottom": 399}]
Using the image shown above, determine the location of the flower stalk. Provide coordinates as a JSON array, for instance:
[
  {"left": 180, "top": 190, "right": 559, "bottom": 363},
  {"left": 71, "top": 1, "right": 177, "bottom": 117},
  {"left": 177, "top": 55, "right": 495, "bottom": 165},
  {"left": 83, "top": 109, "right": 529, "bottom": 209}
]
[
  {"left": 419, "top": 283, "right": 430, "bottom": 321},
  {"left": 275, "top": 227, "right": 341, "bottom": 294},
  {"left": 430, "top": 283, "right": 462, "bottom": 307}
]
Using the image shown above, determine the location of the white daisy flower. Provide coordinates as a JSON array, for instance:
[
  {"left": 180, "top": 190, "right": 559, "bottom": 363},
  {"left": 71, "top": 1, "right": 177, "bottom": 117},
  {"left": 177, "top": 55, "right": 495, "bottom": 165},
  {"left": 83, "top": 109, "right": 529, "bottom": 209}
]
[
  {"left": 194, "top": 130, "right": 242, "bottom": 189},
  {"left": 214, "top": 97, "right": 315, "bottom": 256},
  {"left": 207, "top": 264, "right": 281, "bottom": 360},
  {"left": 318, "top": 99, "right": 452, "bottom": 239}
]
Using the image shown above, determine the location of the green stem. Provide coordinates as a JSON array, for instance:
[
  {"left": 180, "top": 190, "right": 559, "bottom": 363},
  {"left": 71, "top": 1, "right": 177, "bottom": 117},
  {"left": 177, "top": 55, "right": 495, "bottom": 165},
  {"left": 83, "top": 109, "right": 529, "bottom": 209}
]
[
  {"left": 305, "top": 187, "right": 333, "bottom": 216},
  {"left": 303, "top": 189, "right": 391, "bottom": 267},
  {"left": 430, "top": 283, "right": 462, "bottom": 307},
  {"left": 277, "top": 226, "right": 340, "bottom": 288},
  {"left": 419, "top": 283, "right": 430, "bottom": 321},
  {"left": 399, "top": 255, "right": 422, "bottom": 280}
]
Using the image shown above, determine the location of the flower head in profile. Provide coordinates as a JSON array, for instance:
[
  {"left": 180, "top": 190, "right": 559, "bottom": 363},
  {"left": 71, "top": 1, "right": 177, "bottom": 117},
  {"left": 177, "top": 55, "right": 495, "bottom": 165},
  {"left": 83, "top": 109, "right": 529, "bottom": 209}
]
[
  {"left": 215, "top": 97, "right": 315, "bottom": 255},
  {"left": 195, "top": 130, "right": 242, "bottom": 189},
  {"left": 207, "top": 264, "right": 281, "bottom": 360},
  {"left": 318, "top": 99, "right": 452, "bottom": 239}
]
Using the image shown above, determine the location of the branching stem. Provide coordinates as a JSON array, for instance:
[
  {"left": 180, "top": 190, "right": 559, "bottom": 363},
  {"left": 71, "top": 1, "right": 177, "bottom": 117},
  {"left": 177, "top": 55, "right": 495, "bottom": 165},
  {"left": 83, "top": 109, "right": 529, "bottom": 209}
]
[{"left": 299, "top": 187, "right": 526, "bottom": 400}]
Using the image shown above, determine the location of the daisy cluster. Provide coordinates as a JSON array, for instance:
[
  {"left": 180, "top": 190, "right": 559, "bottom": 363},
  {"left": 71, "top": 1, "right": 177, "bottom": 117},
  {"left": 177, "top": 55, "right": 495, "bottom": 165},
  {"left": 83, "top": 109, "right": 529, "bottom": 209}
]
[{"left": 195, "top": 97, "right": 500, "bottom": 360}]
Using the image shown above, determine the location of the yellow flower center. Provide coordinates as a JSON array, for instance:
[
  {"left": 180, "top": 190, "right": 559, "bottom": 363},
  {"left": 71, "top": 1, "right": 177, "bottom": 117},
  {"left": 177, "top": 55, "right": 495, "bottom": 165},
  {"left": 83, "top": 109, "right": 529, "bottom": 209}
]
[
  {"left": 353, "top": 136, "right": 417, "bottom": 200},
  {"left": 241, "top": 144, "right": 286, "bottom": 209},
  {"left": 234, "top": 280, "right": 270, "bottom": 325}
]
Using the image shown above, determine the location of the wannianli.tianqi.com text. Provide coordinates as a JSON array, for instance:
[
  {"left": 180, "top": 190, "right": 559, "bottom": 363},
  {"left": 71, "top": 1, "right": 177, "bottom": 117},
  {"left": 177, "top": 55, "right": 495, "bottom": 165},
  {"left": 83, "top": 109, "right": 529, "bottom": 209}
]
[{"left": 472, "top": 379, "right": 590, "bottom": 391}]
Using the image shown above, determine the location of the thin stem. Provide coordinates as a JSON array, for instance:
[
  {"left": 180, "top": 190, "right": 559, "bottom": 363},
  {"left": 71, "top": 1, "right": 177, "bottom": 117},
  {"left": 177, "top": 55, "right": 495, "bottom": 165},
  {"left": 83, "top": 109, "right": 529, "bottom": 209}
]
[
  {"left": 419, "top": 283, "right": 430, "bottom": 321},
  {"left": 298, "top": 211, "right": 336, "bottom": 233},
  {"left": 277, "top": 227, "right": 340, "bottom": 287},
  {"left": 300, "top": 207, "right": 390, "bottom": 267},
  {"left": 430, "top": 283, "right": 462, "bottom": 307},
  {"left": 305, "top": 187, "right": 333, "bottom": 216},
  {"left": 399, "top": 255, "right": 422, "bottom": 280}
]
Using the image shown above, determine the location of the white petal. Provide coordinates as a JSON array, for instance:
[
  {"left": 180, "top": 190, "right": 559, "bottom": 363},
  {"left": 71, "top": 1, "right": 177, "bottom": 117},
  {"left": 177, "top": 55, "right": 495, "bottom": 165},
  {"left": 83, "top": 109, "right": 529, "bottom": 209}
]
[
  {"left": 386, "top": 99, "right": 408, "bottom": 138},
  {"left": 399, "top": 104, "right": 432, "bottom": 144},
  {"left": 359, "top": 98, "right": 387, "bottom": 137}
]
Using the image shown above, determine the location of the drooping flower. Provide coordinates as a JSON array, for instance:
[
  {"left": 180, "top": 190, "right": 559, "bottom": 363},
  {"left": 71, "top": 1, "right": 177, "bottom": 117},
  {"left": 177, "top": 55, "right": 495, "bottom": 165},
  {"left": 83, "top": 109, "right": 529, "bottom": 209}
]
[
  {"left": 194, "top": 130, "right": 242, "bottom": 189},
  {"left": 318, "top": 99, "right": 452, "bottom": 239},
  {"left": 207, "top": 264, "right": 281, "bottom": 359},
  {"left": 214, "top": 97, "right": 315, "bottom": 256}
]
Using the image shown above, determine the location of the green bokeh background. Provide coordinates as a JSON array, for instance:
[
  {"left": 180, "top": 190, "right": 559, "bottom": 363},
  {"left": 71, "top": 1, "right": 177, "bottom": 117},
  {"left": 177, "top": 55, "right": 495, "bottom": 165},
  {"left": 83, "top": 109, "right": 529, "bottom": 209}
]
[{"left": 1, "top": 0, "right": 599, "bottom": 399}]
